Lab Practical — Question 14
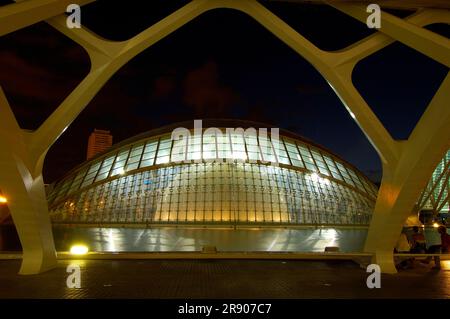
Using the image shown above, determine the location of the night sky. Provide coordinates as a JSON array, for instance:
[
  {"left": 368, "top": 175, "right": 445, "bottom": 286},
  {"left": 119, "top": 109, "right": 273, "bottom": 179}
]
[{"left": 0, "top": 0, "right": 448, "bottom": 184}]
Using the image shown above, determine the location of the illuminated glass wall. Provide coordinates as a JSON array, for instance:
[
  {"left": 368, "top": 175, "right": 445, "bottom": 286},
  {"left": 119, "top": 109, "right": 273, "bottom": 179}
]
[
  {"left": 418, "top": 149, "right": 450, "bottom": 214},
  {"left": 48, "top": 129, "right": 378, "bottom": 225}
]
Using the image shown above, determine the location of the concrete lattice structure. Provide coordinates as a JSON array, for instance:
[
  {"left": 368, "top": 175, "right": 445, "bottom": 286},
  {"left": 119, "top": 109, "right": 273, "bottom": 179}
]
[{"left": 0, "top": 0, "right": 449, "bottom": 274}]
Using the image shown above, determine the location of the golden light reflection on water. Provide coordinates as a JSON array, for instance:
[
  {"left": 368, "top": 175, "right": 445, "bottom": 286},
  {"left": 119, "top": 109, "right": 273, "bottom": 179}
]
[{"left": 440, "top": 260, "right": 450, "bottom": 270}]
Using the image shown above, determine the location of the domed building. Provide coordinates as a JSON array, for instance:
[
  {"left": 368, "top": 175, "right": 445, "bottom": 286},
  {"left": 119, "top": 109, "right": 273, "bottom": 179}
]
[{"left": 47, "top": 120, "right": 378, "bottom": 226}]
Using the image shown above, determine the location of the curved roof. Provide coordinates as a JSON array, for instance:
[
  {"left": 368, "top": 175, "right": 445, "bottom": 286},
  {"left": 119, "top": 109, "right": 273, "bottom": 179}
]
[
  {"left": 48, "top": 120, "right": 379, "bottom": 207},
  {"left": 63, "top": 119, "right": 373, "bottom": 179}
]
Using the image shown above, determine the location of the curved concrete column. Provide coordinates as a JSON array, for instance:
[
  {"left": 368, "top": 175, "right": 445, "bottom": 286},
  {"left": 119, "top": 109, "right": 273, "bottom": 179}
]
[
  {"left": 0, "top": 88, "right": 56, "bottom": 274},
  {"left": 327, "top": 3, "right": 450, "bottom": 273},
  {"left": 365, "top": 74, "right": 450, "bottom": 273},
  {"left": 0, "top": 0, "right": 219, "bottom": 274}
]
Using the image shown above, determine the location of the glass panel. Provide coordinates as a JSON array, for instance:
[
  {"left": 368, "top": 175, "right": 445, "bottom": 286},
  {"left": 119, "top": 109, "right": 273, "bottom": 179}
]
[
  {"left": 336, "top": 162, "right": 355, "bottom": 186},
  {"left": 144, "top": 140, "right": 158, "bottom": 153},
  {"left": 127, "top": 154, "right": 141, "bottom": 165},
  {"left": 94, "top": 156, "right": 114, "bottom": 182},
  {"left": 187, "top": 135, "right": 202, "bottom": 161},
  {"left": 157, "top": 148, "right": 170, "bottom": 157},
  {"left": 311, "top": 150, "right": 330, "bottom": 176},
  {"left": 155, "top": 138, "right": 172, "bottom": 164},
  {"left": 217, "top": 134, "right": 232, "bottom": 159},
  {"left": 67, "top": 167, "right": 88, "bottom": 194},
  {"left": 172, "top": 136, "right": 188, "bottom": 163},
  {"left": 273, "top": 139, "right": 290, "bottom": 165},
  {"left": 202, "top": 133, "right": 216, "bottom": 160},
  {"left": 323, "top": 155, "right": 343, "bottom": 181},
  {"left": 140, "top": 158, "right": 154, "bottom": 168},
  {"left": 245, "top": 135, "right": 261, "bottom": 162},
  {"left": 230, "top": 133, "right": 247, "bottom": 161},
  {"left": 284, "top": 140, "right": 304, "bottom": 168},
  {"left": 259, "top": 136, "right": 276, "bottom": 163},
  {"left": 80, "top": 161, "right": 102, "bottom": 188},
  {"left": 111, "top": 149, "right": 130, "bottom": 176},
  {"left": 297, "top": 144, "right": 316, "bottom": 171},
  {"left": 130, "top": 144, "right": 144, "bottom": 158},
  {"left": 346, "top": 167, "right": 365, "bottom": 191},
  {"left": 126, "top": 161, "right": 139, "bottom": 171},
  {"left": 140, "top": 140, "right": 158, "bottom": 168},
  {"left": 155, "top": 155, "right": 170, "bottom": 164},
  {"left": 52, "top": 176, "right": 74, "bottom": 203},
  {"left": 245, "top": 134, "right": 258, "bottom": 145}
]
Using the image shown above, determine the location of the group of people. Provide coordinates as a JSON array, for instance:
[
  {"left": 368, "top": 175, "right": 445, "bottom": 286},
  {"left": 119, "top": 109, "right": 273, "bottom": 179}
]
[{"left": 395, "top": 225, "right": 450, "bottom": 270}]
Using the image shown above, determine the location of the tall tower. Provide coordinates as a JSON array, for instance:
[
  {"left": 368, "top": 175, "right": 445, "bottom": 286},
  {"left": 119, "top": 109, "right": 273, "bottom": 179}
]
[{"left": 87, "top": 129, "right": 113, "bottom": 160}]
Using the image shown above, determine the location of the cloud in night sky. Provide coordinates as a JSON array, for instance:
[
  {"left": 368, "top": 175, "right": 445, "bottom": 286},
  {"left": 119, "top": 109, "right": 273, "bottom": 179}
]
[
  {"left": 0, "top": 51, "right": 66, "bottom": 103},
  {"left": 152, "top": 75, "right": 177, "bottom": 99},
  {"left": 183, "top": 61, "right": 239, "bottom": 117}
]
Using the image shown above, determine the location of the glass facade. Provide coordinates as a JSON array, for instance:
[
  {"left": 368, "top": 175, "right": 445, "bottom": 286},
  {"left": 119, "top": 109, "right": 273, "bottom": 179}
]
[
  {"left": 418, "top": 149, "right": 450, "bottom": 215},
  {"left": 48, "top": 128, "right": 378, "bottom": 226}
]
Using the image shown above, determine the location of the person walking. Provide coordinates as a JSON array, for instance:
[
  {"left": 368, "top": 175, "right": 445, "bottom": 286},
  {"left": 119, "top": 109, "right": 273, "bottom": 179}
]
[{"left": 422, "top": 225, "right": 450, "bottom": 270}]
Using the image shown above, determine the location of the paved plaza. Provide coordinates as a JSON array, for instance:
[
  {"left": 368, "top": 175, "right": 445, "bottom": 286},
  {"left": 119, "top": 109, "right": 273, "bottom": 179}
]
[{"left": 0, "top": 259, "right": 449, "bottom": 299}]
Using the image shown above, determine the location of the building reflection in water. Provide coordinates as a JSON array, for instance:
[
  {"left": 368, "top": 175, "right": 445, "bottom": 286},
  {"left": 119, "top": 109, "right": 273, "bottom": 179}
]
[{"left": 53, "top": 227, "right": 367, "bottom": 253}]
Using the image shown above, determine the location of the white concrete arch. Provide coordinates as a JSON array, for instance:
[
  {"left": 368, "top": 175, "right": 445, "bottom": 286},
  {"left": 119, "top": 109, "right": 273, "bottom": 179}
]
[{"left": 0, "top": 0, "right": 449, "bottom": 274}]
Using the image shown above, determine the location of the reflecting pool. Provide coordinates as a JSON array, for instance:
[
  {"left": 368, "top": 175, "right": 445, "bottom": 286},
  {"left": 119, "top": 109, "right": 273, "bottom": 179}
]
[{"left": 52, "top": 226, "right": 368, "bottom": 253}]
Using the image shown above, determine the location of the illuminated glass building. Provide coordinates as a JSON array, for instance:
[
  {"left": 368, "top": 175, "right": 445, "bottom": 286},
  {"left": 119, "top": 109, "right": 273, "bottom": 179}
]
[{"left": 48, "top": 121, "right": 378, "bottom": 226}]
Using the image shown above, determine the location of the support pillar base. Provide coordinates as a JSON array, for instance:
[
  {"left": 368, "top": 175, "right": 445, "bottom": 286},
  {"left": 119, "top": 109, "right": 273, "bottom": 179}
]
[
  {"left": 371, "top": 251, "right": 397, "bottom": 274},
  {"left": 19, "top": 250, "right": 57, "bottom": 275}
]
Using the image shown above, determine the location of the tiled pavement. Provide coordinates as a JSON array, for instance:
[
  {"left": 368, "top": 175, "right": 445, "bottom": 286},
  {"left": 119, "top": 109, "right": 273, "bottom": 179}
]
[{"left": 0, "top": 259, "right": 449, "bottom": 298}]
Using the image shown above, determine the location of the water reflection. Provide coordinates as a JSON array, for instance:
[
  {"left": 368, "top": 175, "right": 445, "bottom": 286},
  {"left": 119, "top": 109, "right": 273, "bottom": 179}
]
[{"left": 53, "top": 226, "right": 367, "bottom": 253}]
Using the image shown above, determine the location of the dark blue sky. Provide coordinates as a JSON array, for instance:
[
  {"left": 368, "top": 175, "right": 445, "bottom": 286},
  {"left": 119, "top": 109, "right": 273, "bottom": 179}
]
[{"left": 0, "top": 0, "right": 448, "bottom": 184}]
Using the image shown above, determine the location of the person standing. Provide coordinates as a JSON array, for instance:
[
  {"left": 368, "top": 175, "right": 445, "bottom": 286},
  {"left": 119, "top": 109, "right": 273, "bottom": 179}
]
[
  {"left": 422, "top": 225, "right": 450, "bottom": 270},
  {"left": 395, "top": 231, "right": 411, "bottom": 253},
  {"left": 411, "top": 226, "right": 427, "bottom": 253},
  {"left": 438, "top": 225, "right": 450, "bottom": 253}
]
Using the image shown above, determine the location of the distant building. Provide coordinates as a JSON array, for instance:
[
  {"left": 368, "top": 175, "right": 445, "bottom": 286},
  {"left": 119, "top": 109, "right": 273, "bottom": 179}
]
[{"left": 86, "top": 129, "right": 113, "bottom": 160}]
